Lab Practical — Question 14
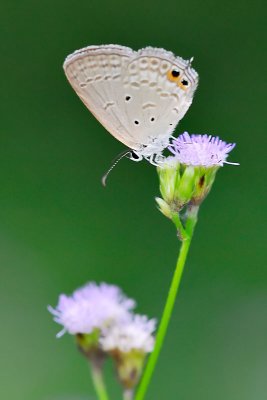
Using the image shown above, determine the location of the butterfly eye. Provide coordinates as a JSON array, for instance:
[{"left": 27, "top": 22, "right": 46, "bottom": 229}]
[{"left": 130, "top": 151, "right": 140, "bottom": 160}]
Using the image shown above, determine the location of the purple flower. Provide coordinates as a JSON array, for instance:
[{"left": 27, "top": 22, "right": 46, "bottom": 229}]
[
  {"left": 48, "top": 282, "right": 136, "bottom": 337},
  {"left": 169, "top": 132, "right": 237, "bottom": 167}
]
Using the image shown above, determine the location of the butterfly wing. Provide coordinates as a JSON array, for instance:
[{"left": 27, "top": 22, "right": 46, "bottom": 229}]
[
  {"left": 117, "top": 47, "right": 199, "bottom": 147},
  {"left": 64, "top": 45, "right": 199, "bottom": 152},
  {"left": 64, "top": 45, "right": 140, "bottom": 150}
]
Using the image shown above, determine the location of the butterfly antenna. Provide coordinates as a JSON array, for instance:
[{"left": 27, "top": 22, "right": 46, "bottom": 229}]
[
  {"left": 187, "top": 57, "right": 194, "bottom": 68},
  {"left": 101, "top": 149, "right": 131, "bottom": 186}
]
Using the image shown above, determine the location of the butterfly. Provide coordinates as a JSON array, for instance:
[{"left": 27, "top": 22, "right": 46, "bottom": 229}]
[{"left": 63, "top": 44, "right": 199, "bottom": 166}]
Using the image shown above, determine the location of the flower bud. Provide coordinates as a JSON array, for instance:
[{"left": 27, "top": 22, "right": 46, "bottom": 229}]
[
  {"left": 111, "top": 349, "right": 146, "bottom": 389},
  {"left": 189, "top": 166, "right": 219, "bottom": 205},
  {"left": 157, "top": 159, "right": 199, "bottom": 215},
  {"left": 155, "top": 197, "right": 172, "bottom": 219}
]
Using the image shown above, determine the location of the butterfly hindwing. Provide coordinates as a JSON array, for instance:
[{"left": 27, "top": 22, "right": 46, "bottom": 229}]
[{"left": 64, "top": 45, "right": 199, "bottom": 153}]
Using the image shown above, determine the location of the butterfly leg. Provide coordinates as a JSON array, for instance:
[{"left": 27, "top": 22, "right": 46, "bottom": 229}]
[
  {"left": 128, "top": 151, "right": 143, "bottom": 162},
  {"left": 145, "top": 154, "right": 166, "bottom": 166}
]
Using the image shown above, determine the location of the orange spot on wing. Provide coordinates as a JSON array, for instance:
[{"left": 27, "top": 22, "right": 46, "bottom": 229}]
[
  {"left": 177, "top": 81, "right": 187, "bottom": 91},
  {"left": 167, "top": 70, "right": 187, "bottom": 91},
  {"left": 167, "top": 70, "right": 178, "bottom": 82}
]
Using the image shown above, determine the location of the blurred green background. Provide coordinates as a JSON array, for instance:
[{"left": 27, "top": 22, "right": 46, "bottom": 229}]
[{"left": 1, "top": 0, "right": 266, "bottom": 399}]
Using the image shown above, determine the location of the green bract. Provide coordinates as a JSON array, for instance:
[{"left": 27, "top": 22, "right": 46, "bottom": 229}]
[
  {"left": 76, "top": 329, "right": 101, "bottom": 358},
  {"left": 156, "top": 158, "right": 219, "bottom": 219}
]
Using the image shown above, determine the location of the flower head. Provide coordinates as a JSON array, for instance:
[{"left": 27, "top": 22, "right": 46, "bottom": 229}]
[
  {"left": 100, "top": 314, "right": 156, "bottom": 354},
  {"left": 156, "top": 132, "right": 238, "bottom": 220},
  {"left": 100, "top": 314, "right": 156, "bottom": 389},
  {"left": 169, "top": 132, "right": 237, "bottom": 167},
  {"left": 48, "top": 282, "right": 135, "bottom": 337},
  {"left": 49, "top": 282, "right": 157, "bottom": 389}
]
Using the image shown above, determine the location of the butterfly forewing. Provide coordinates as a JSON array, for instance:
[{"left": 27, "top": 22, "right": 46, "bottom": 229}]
[
  {"left": 64, "top": 45, "right": 198, "bottom": 153},
  {"left": 64, "top": 45, "right": 140, "bottom": 149}
]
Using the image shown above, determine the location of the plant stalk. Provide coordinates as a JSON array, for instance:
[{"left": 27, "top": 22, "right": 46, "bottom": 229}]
[
  {"left": 135, "top": 205, "right": 199, "bottom": 400},
  {"left": 124, "top": 389, "right": 134, "bottom": 400},
  {"left": 90, "top": 361, "right": 109, "bottom": 400}
]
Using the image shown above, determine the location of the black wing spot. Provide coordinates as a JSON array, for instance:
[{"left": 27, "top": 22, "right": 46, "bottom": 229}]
[
  {"left": 181, "top": 79, "right": 188, "bottom": 86},
  {"left": 134, "top": 120, "right": 139, "bottom": 125},
  {"left": 150, "top": 117, "right": 155, "bottom": 122},
  {"left": 125, "top": 96, "right": 131, "bottom": 101},
  {"left": 172, "top": 70, "right": 180, "bottom": 78}
]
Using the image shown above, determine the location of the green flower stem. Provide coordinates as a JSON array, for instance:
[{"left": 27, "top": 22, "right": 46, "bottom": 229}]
[
  {"left": 135, "top": 205, "right": 199, "bottom": 400},
  {"left": 171, "top": 212, "right": 187, "bottom": 240},
  {"left": 90, "top": 362, "right": 109, "bottom": 400}
]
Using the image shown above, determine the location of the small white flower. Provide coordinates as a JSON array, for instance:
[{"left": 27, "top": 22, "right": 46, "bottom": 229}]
[
  {"left": 100, "top": 314, "right": 156, "bottom": 353},
  {"left": 48, "top": 282, "right": 136, "bottom": 337}
]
